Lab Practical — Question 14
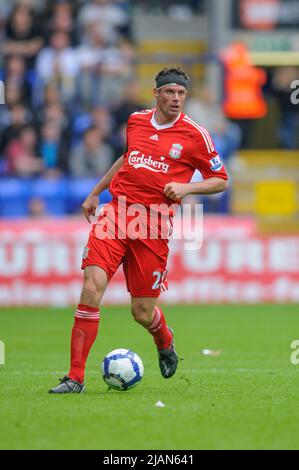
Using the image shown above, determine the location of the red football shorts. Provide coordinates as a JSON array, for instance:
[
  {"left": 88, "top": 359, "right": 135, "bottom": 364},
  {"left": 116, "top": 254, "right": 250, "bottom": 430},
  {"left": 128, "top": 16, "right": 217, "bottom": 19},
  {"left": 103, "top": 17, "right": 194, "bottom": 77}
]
[{"left": 81, "top": 201, "right": 170, "bottom": 297}]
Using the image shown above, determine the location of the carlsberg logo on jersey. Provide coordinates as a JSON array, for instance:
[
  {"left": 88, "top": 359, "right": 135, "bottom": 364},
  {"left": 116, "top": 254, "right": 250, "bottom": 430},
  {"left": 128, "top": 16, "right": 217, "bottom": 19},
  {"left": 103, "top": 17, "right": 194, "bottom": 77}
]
[{"left": 128, "top": 150, "right": 170, "bottom": 173}]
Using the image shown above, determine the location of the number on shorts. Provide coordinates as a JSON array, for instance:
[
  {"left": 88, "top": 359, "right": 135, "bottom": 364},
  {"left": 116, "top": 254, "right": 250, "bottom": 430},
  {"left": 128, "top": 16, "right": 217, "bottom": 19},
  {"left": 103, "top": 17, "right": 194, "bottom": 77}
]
[{"left": 152, "top": 270, "right": 167, "bottom": 290}]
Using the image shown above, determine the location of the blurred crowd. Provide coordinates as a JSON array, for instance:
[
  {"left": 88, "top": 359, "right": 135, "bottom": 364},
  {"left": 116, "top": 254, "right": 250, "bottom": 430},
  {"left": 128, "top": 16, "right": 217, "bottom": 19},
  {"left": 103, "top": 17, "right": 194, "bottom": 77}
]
[
  {"left": 0, "top": 0, "right": 142, "bottom": 181},
  {"left": 0, "top": 0, "right": 227, "bottom": 217},
  {"left": 1, "top": 0, "right": 297, "bottom": 217}
]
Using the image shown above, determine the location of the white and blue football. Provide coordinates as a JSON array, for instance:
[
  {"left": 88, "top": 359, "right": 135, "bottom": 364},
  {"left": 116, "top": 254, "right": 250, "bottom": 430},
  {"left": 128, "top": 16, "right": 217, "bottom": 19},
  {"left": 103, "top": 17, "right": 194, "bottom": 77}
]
[{"left": 102, "top": 349, "right": 144, "bottom": 391}]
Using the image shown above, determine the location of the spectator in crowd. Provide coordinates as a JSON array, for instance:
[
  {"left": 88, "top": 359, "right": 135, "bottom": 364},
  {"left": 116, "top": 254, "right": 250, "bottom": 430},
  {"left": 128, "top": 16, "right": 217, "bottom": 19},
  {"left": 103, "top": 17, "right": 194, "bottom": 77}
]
[
  {"left": 72, "top": 105, "right": 113, "bottom": 144},
  {"left": 90, "top": 105, "right": 113, "bottom": 140},
  {"left": 2, "top": 55, "right": 32, "bottom": 104},
  {"left": 77, "top": 23, "right": 135, "bottom": 106},
  {"left": 5, "top": 80, "right": 25, "bottom": 106},
  {"left": 39, "top": 121, "right": 69, "bottom": 176},
  {"left": 97, "top": 37, "right": 135, "bottom": 105},
  {"left": 0, "top": 83, "right": 25, "bottom": 132},
  {"left": 6, "top": 124, "right": 43, "bottom": 177},
  {"left": 78, "top": 0, "right": 130, "bottom": 45},
  {"left": 2, "top": 3, "right": 44, "bottom": 67},
  {"left": 31, "top": 82, "right": 54, "bottom": 109},
  {"left": 0, "top": 102, "right": 32, "bottom": 152},
  {"left": 33, "top": 82, "right": 64, "bottom": 110},
  {"left": 36, "top": 101, "right": 72, "bottom": 153},
  {"left": 112, "top": 80, "right": 146, "bottom": 129},
  {"left": 46, "top": 0, "right": 78, "bottom": 46},
  {"left": 35, "top": 30, "right": 79, "bottom": 106},
  {"left": 39, "top": 102, "right": 69, "bottom": 130},
  {"left": 76, "top": 23, "right": 109, "bottom": 107},
  {"left": 28, "top": 196, "right": 47, "bottom": 218},
  {"left": 69, "top": 126, "right": 113, "bottom": 178}
]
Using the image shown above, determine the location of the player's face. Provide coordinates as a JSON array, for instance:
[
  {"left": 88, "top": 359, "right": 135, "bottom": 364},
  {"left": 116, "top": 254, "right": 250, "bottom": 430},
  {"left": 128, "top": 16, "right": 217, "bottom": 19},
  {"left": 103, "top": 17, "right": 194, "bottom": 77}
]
[{"left": 154, "top": 85, "right": 187, "bottom": 119}]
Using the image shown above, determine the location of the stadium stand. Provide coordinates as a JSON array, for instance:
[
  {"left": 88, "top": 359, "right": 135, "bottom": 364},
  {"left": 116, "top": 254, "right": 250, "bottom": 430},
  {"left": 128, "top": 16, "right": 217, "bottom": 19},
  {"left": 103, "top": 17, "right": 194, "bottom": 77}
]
[
  {"left": 0, "top": 176, "right": 113, "bottom": 217},
  {"left": 0, "top": 0, "right": 228, "bottom": 217},
  {"left": 0, "top": 0, "right": 297, "bottom": 219},
  {"left": 0, "top": 177, "right": 30, "bottom": 217}
]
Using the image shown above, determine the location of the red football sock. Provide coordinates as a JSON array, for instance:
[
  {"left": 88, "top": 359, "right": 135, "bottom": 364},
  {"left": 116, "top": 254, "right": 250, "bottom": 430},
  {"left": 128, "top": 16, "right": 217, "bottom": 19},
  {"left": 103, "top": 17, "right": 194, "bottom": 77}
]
[
  {"left": 68, "top": 304, "right": 100, "bottom": 384},
  {"left": 146, "top": 306, "right": 172, "bottom": 350}
]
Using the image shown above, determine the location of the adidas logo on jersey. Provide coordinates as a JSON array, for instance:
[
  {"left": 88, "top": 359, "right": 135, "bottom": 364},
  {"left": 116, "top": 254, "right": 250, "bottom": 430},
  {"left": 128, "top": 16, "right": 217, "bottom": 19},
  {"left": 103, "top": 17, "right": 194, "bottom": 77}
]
[{"left": 149, "top": 134, "right": 159, "bottom": 141}]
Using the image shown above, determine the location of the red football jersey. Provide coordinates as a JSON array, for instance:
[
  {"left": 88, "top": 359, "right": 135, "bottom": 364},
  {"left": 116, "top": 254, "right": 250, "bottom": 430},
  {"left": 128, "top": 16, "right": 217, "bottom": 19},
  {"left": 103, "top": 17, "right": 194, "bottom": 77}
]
[{"left": 109, "top": 108, "right": 228, "bottom": 208}]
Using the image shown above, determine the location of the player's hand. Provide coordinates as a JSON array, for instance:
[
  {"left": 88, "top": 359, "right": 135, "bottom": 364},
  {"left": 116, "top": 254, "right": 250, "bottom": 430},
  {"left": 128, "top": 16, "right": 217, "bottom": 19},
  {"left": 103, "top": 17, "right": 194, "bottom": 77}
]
[
  {"left": 82, "top": 193, "right": 99, "bottom": 223},
  {"left": 164, "top": 182, "right": 189, "bottom": 201}
]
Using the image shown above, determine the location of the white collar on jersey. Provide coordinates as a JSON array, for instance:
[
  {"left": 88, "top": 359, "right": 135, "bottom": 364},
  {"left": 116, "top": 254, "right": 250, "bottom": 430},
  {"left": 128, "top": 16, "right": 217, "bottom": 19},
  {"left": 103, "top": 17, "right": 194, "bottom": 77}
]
[{"left": 150, "top": 110, "right": 181, "bottom": 130}]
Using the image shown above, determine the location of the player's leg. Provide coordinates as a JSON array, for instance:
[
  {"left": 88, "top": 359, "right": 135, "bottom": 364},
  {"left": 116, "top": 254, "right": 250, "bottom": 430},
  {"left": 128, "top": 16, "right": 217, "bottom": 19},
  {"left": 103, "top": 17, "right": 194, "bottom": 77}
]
[
  {"left": 130, "top": 296, "right": 156, "bottom": 327},
  {"left": 130, "top": 296, "right": 178, "bottom": 379},
  {"left": 49, "top": 212, "right": 127, "bottom": 393},
  {"left": 49, "top": 266, "right": 108, "bottom": 394},
  {"left": 124, "top": 239, "right": 178, "bottom": 378},
  {"left": 130, "top": 296, "right": 169, "bottom": 343},
  {"left": 67, "top": 265, "right": 108, "bottom": 384}
]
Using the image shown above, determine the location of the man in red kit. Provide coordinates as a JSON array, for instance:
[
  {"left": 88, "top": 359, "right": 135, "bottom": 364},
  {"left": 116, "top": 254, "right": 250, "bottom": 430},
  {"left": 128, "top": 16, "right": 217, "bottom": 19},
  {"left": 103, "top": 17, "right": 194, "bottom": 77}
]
[{"left": 49, "top": 66, "right": 228, "bottom": 393}]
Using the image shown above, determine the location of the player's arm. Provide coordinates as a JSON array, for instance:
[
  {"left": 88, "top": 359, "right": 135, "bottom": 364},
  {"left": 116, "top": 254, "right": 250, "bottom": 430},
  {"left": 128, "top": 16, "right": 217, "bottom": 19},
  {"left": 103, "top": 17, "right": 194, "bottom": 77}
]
[
  {"left": 164, "top": 177, "right": 228, "bottom": 201},
  {"left": 82, "top": 155, "right": 124, "bottom": 222},
  {"left": 165, "top": 125, "right": 228, "bottom": 201}
]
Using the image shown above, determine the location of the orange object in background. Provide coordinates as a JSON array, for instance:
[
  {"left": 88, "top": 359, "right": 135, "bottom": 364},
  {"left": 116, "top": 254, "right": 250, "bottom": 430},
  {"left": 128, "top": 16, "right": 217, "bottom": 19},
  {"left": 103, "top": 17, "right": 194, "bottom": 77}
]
[
  {"left": 220, "top": 42, "right": 267, "bottom": 119},
  {"left": 240, "top": 0, "right": 279, "bottom": 30}
]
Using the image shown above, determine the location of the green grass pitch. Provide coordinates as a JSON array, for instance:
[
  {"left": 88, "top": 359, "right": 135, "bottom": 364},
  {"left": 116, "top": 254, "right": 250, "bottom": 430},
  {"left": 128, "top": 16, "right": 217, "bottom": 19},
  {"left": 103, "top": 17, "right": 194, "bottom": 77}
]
[{"left": 0, "top": 304, "right": 299, "bottom": 450}]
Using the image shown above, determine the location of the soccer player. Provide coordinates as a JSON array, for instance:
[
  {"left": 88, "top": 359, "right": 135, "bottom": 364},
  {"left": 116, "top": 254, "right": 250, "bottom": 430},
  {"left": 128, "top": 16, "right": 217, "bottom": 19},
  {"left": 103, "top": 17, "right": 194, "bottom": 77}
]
[{"left": 49, "top": 66, "right": 228, "bottom": 393}]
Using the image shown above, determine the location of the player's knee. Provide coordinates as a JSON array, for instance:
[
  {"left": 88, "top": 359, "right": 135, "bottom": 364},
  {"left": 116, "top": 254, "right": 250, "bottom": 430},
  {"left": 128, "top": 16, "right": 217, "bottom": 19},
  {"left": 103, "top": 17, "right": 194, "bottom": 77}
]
[
  {"left": 83, "top": 267, "right": 106, "bottom": 292},
  {"left": 81, "top": 271, "right": 104, "bottom": 305},
  {"left": 83, "top": 275, "right": 99, "bottom": 294},
  {"left": 80, "top": 285, "right": 99, "bottom": 307},
  {"left": 131, "top": 302, "right": 153, "bottom": 326}
]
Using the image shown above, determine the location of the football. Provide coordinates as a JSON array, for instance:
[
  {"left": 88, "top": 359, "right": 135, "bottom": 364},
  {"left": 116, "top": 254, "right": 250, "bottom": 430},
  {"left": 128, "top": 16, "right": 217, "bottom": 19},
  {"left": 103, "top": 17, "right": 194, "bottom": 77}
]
[{"left": 102, "top": 349, "right": 144, "bottom": 391}]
